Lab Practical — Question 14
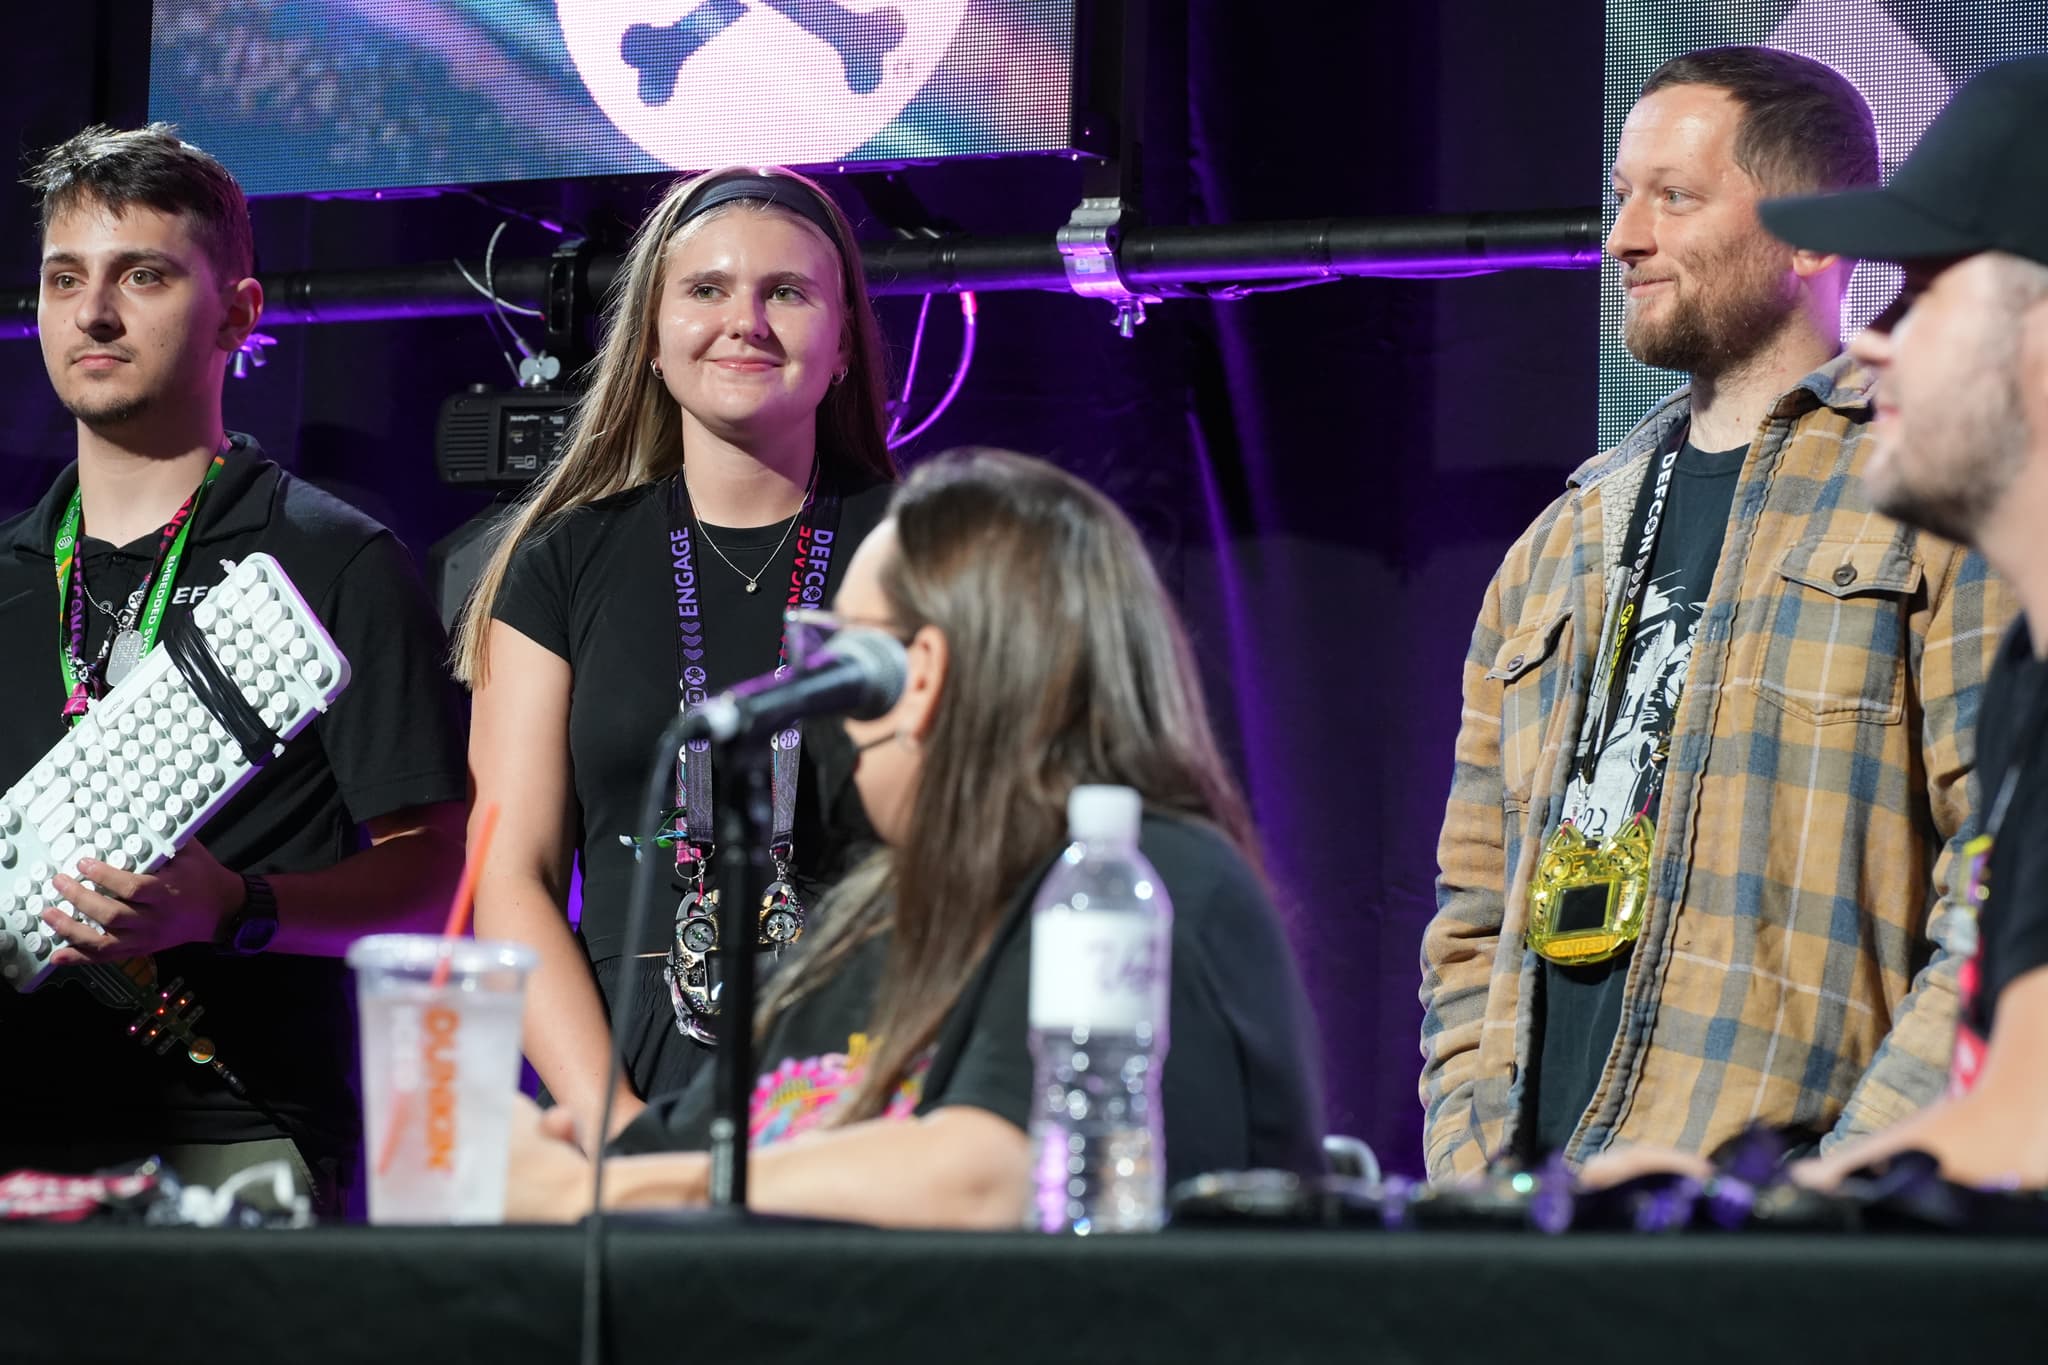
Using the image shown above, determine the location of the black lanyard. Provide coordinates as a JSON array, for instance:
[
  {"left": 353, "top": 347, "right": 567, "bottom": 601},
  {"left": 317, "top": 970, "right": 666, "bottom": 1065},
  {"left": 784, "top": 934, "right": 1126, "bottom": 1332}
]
[
  {"left": 665, "top": 471, "right": 844, "bottom": 879},
  {"left": 1568, "top": 422, "right": 1689, "bottom": 793}
]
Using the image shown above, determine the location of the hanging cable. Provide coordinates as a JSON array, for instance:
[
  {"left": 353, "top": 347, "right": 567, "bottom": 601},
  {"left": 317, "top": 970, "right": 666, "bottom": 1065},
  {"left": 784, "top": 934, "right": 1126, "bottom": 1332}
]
[
  {"left": 454, "top": 221, "right": 545, "bottom": 320},
  {"left": 889, "top": 291, "right": 978, "bottom": 451},
  {"left": 885, "top": 291, "right": 935, "bottom": 443}
]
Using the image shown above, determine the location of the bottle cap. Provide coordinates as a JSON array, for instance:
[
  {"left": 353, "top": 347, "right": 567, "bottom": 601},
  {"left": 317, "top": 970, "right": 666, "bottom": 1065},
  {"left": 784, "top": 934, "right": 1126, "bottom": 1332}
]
[{"left": 1066, "top": 784, "right": 1142, "bottom": 844}]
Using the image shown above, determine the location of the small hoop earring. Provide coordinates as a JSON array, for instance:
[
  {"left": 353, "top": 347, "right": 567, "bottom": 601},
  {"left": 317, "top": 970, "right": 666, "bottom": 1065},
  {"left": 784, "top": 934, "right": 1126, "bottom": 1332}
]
[
  {"left": 832, "top": 368, "right": 848, "bottom": 385},
  {"left": 650, "top": 359, "right": 664, "bottom": 377}
]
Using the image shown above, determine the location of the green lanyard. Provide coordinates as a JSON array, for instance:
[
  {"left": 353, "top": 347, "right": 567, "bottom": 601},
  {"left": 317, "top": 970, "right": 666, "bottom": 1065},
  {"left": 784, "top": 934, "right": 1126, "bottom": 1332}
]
[{"left": 55, "top": 452, "right": 226, "bottom": 716}]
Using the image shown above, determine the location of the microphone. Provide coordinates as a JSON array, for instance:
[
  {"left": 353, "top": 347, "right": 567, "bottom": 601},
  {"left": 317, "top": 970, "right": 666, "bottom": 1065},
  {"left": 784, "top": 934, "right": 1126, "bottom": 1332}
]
[{"left": 684, "top": 626, "right": 907, "bottom": 744}]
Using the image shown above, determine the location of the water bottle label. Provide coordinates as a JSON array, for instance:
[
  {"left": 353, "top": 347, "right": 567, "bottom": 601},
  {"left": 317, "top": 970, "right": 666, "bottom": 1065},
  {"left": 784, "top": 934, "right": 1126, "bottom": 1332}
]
[{"left": 1029, "top": 912, "right": 1169, "bottom": 1032}]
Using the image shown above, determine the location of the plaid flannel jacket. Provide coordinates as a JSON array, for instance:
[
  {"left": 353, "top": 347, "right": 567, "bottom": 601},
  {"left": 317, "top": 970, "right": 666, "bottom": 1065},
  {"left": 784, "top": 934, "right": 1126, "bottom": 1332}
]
[{"left": 1419, "top": 354, "right": 2016, "bottom": 1181}]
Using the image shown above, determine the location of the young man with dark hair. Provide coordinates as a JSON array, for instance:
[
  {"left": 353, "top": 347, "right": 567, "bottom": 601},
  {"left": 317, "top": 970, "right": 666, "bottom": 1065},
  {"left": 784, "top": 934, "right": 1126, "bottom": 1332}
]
[
  {"left": 0, "top": 124, "right": 469, "bottom": 1210},
  {"left": 1420, "top": 48, "right": 2015, "bottom": 1178},
  {"left": 1760, "top": 55, "right": 2048, "bottom": 1190}
]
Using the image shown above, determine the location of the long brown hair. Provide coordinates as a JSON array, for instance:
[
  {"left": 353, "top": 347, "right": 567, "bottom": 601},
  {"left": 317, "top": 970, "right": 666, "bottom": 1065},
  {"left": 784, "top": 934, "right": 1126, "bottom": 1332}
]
[
  {"left": 763, "top": 449, "right": 1259, "bottom": 1122},
  {"left": 452, "top": 166, "right": 895, "bottom": 684}
]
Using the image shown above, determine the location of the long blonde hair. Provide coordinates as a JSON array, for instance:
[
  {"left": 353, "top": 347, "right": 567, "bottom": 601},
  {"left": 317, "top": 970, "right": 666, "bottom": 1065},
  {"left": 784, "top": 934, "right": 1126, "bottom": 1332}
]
[{"left": 451, "top": 166, "right": 895, "bottom": 685}]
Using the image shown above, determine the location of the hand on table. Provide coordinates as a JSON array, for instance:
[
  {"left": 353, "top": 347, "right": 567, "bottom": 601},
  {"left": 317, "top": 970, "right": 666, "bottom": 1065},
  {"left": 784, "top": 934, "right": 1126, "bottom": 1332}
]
[
  {"left": 45, "top": 844, "right": 243, "bottom": 964},
  {"left": 1576, "top": 1144, "right": 1715, "bottom": 1191},
  {"left": 565, "top": 1091, "right": 647, "bottom": 1157},
  {"left": 506, "top": 1094, "right": 596, "bottom": 1223}
]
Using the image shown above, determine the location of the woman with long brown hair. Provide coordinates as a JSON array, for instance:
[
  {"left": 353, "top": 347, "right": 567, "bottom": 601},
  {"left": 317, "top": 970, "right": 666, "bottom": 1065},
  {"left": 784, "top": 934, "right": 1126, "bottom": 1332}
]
[
  {"left": 506, "top": 450, "right": 1324, "bottom": 1225},
  {"left": 457, "top": 168, "right": 898, "bottom": 1147}
]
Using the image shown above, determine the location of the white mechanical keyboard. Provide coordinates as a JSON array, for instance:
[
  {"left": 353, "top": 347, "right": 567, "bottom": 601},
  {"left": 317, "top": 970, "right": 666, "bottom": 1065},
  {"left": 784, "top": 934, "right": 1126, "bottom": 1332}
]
[{"left": 0, "top": 553, "right": 350, "bottom": 991}]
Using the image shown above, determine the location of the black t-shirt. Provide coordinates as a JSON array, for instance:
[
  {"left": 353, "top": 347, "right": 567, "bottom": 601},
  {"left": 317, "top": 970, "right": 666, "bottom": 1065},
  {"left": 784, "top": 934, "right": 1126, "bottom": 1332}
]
[
  {"left": 491, "top": 472, "right": 894, "bottom": 962},
  {"left": 0, "top": 436, "right": 469, "bottom": 1156},
  {"left": 1531, "top": 438, "right": 1745, "bottom": 1155},
  {"left": 613, "top": 815, "right": 1328, "bottom": 1187},
  {"left": 1961, "top": 621, "right": 2048, "bottom": 1049}
]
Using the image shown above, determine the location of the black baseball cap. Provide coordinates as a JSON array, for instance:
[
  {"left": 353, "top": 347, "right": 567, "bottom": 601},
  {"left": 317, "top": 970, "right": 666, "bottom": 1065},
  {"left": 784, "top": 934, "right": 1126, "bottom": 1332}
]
[{"left": 1760, "top": 54, "right": 2048, "bottom": 267}]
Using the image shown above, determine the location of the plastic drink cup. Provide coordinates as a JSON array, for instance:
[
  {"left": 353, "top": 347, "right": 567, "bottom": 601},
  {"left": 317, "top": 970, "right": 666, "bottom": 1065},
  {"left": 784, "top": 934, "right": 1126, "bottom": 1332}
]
[{"left": 348, "top": 934, "right": 536, "bottom": 1224}]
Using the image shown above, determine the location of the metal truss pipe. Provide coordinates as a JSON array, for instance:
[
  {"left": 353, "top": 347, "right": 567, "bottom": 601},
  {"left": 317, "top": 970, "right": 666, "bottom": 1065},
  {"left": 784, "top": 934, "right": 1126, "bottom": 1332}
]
[{"left": 0, "top": 208, "right": 1601, "bottom": 338}]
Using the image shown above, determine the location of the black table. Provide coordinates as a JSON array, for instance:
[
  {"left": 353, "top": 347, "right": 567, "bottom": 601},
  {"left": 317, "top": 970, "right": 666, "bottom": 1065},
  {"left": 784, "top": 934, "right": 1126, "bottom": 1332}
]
[{"left": 9, "top": 1222, "right": 2041, "bottom": 1363}]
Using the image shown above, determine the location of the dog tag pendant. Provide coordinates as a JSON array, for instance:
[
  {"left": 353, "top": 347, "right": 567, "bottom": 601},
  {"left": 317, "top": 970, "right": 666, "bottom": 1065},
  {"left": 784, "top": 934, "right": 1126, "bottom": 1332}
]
[{"left": 105, "top": 630, "right": 143, "bottom": 688}]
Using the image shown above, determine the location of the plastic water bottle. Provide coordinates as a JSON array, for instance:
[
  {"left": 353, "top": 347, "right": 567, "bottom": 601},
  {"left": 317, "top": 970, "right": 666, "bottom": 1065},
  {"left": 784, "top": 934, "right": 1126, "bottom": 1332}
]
[{"left": 1026, "top": 785, "right": 1173, "bottom": 1233}]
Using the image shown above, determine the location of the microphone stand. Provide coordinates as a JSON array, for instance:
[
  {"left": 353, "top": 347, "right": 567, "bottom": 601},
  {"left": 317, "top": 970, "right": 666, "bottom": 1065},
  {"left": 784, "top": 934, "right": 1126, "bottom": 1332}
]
[
  {"left": 578, "top": 715, "right": 774, "bottom": 1365},
  {"left": 705, "top": 730, "right": 773, "bottom": 1208}
]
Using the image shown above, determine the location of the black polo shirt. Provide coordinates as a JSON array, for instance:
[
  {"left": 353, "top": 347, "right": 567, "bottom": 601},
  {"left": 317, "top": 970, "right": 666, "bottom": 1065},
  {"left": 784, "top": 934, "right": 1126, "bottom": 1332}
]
[{"left": 0, "top": 434, "right": 468, "bottom": 1158}]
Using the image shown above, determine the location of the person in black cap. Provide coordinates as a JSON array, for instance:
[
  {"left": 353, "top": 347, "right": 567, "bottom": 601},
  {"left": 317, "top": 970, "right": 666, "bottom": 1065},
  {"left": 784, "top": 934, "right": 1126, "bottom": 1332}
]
[
  {"left": 0, "top": 125, "right": 470, "bottom": 1210},
  {"left": 1759, "top": 54, "right": 2048, "bottom": 1189}
]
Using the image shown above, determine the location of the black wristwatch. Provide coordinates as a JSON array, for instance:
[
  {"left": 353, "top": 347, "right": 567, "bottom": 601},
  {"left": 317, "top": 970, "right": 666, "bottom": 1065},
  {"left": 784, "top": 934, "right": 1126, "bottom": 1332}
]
[{"left": 217, "top": 873, "right": 279, "bottom": 956}]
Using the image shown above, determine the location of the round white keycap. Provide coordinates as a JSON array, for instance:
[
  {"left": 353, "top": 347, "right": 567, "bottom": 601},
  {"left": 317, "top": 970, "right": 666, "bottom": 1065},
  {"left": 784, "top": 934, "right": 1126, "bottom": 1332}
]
[
  {"left": 233, "top": 659, "right": 256, "bottom": 685},
  {"left": 86, "top": 773, "right": 109, "bottom": 798},
  {"left": 195, "top": 763, "right": 221, "bottom": 789},
  {"left": 11, "top": 878, "right": 30, "bottom": 901},
  {"left": 122, "top": 833, "right": 146, "bottom": 858},
  {"left": 165, "top": 796, "right": 190, "bottom": 822},
  {"left": 152, "top": 738, "right": 175, "bottom": 764},
  {"left": 249, "top": 642, "right": 275, "bottom": 669},
  {"left": 170, "top": 722, "right": 192, "bottom": 746},
  {"left": 136, "top": 724, "right": 158, "bottom": 748},
  {"left": 105, "top": 848, "right": 131, "bottom": 871},
  {"left": 0, "top": 841, "right": 13, "bottom": 867},
  {"left": 25, "top": 895, "right": 46, "bottom": 915},
  {"left": 146, "top": 808, "right": 171, "bottom": 834},
  {"left": 190, "top": 733, "right": 216, "bottom": 761},
  {"left": 255, "top": 669, "right": 280, "bottom": 697},
  {"left": 115, "top": 715, "right": 137, "bottom": 737},
  {"left": 173, "top": 750, "right": 198, "bottom": 775},
  {"left": 82, "top": 744, "right": 106, "bottom": 768},
  {"left": 0, "top": 804, "right": 18, "bottom": 833},
  {"left": 284, "top": 637, "right": 312, "bottom": 663},
  {"left": 234, "top": 627, "right": 256, "bottom": 652},
  {"left": 302, "top": 659, "right": 331, "bottom": 687},
  {"left": 179, "top": 779, "right": 202, "bottom": 804},
  {"left": 108, "top": 813, "right": 132, "bottom": 836},
  {"left": 119, "top": 740, "right": 142, "bottom": 763},
  {"left": 234, "top": 561, "right": 262, "bottom": 589},
  {"left": 141, "top": 781, "right": 164, "bottom": 804},
  {"left": 87, "top": 802, "right": 110, "bottom": 827},
  {"left": 30, "top": 762, "right": 53, "bottom": 787},
  {"left": 21, "top": 930, "right": 45, "bottom": 956},
  {"left": 27, "top": 862, "right": 49, "bottom": 882},
  {"left": 193, "top": 602, "right": 218, "bottom": 632},
  {"left": 217, "top": 644, "right": 241, "bottom": 669}
]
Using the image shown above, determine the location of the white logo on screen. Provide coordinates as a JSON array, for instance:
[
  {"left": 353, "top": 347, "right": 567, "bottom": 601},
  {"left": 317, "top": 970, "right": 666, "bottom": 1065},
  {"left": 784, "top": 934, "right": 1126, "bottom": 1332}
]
[{"left": 558, "top": 0, "right": 968, "bottom": 169}]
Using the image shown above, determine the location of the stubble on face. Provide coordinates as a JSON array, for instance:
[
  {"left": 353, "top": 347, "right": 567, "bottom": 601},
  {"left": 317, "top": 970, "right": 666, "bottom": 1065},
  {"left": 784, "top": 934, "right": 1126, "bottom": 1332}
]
[
  {"left": 1623, "top": 225, "right": 1802, "bottom": 380},
  {"left": 1868, "top": 270, "right": 2036, "bottom": 545}
]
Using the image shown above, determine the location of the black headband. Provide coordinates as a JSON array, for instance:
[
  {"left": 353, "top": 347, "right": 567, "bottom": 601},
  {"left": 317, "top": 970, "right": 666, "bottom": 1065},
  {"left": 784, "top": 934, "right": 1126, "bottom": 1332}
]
[{"left": 676, "top": 172, "right": 846, "bottom": 254}]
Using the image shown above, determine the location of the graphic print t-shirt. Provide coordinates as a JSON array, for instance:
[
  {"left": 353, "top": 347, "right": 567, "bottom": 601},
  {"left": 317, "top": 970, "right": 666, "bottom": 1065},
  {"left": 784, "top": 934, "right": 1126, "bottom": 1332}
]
[{"left": 1530, "top": 439, "right": 1745, "bottom": 1155}]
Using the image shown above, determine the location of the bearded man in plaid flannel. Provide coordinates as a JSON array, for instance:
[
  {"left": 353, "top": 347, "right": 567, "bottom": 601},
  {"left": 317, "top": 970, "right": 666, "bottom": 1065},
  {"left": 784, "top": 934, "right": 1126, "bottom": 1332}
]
[{"left": 1419, "top": 45, "right": 2017, "bottom": 1180}]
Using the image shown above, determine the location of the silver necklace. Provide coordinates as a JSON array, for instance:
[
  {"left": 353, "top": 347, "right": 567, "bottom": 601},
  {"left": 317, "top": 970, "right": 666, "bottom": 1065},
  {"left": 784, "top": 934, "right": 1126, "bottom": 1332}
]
[{"left": 683, "top": 460, "right": 818, "bottom": 595}]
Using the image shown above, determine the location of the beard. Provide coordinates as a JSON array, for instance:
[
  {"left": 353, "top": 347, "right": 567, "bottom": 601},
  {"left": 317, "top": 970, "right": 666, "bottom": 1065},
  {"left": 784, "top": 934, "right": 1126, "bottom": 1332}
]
[
  {"left": 61, "top": 388, "right": 154, "bottom": 429},
  {"left": 1623, "top": 232, "right": 1801, "bottom": 379},
  {"left": 1870, "top": 364, "right": 2028, "bottom": 547}
]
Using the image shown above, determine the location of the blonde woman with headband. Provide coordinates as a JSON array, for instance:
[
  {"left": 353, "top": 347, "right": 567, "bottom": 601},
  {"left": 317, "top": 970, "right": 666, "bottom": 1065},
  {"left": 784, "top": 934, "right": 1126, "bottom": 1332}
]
[{"left": 454, "top": 168, "right": 898, "bottom": 1149}]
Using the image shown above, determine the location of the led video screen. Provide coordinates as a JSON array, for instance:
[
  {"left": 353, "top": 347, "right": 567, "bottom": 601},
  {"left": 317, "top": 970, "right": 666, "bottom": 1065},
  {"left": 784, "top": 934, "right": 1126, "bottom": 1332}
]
[
  {"left": 149, "top": 0, "right": 1079, "bottom": 196},
  {"left": 1600, "top": 0, "right": 2048, "bottom": 449}
]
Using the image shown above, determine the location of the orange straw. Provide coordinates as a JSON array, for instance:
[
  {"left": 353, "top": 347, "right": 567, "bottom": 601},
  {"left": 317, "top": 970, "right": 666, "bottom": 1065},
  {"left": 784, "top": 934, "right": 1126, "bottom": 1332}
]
[{"left": 374, "top": 803, "right": 500, "bottom": 1178}]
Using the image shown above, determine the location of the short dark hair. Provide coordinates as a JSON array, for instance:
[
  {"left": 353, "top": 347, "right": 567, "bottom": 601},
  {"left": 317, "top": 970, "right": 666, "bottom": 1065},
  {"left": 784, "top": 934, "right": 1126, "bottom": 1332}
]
[
  {"left": 25, "top": 123, "right": 254, "bottom": 283},
  {"left": 1642, "top": 46, "right": 1879, "bottom": 195}
]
